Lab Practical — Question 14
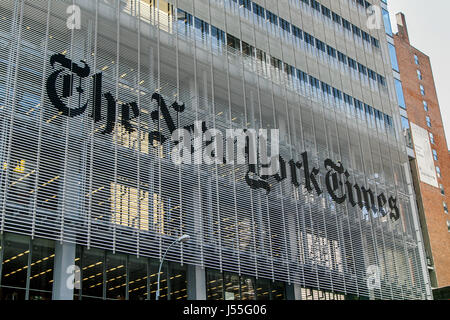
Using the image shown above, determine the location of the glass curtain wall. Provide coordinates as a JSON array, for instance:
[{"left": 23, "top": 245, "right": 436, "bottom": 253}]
[
  {"left": 0, "top": 233, "right": 54, "bottom": 300},
  {"left": 206, "top": 268, "right": 286, "bottom": 300},
  {"left": 75, "top": 245, "right": 187, "bottom": 300},
  {"left": 0, "top": 233, "right": 187, "bottom": 300}
]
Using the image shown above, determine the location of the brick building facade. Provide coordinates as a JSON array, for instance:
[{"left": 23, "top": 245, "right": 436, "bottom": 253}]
[{"left": 394, "top": 13, "right": 450, "bottom": 289}]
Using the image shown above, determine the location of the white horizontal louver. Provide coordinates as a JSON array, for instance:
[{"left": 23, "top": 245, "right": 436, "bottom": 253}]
[{"left": 0, "top": 0, "right": 428, "bottom": 300}]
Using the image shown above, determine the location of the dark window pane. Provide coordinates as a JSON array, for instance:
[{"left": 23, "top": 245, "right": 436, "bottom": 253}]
[
  {"left": 105, "top": 253, "right": 127, "bottom": 300},
  {"left": 0, "top": 233, "right": 29, "bottom": 299},
  {"left": 207, "top": 268, "right": 224, "bottom": 300},
  {"left": 80, "top": 248, "right": 104, "bottom": 299},
  {"left": 29, "top": 238, "right": 55, "bottom": 296},
  {"left": 128, "top": 256, "right": 148, "bottom": 300}
]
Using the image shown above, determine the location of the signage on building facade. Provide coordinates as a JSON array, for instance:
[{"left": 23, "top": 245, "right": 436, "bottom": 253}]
[
  {"left": 46, "top": 54, "right": 400, "bottom": 221},
  {"left": 410, "top": 122, "right": 439, "bottom": 188}
]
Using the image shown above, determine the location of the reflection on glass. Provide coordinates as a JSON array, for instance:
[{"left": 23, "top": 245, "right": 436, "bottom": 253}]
[
  {"left": 271, "top": 281, "right": 286, "bottom": 300},
  {"left": 81, "top": 248, "right": 104, "bottom": 299},
  {"left": 106, "top": 253, "right": 127, "bottom": 300},
  {"left": 0, "top": 233, "right": 29, "bottom": 300},
  {"left": 224, "top": 272, "right": 240, "bottom": 300},
  {"left": 207, "top": 269, "right": 224, "bottom": 300},
  {"left": 29, "top": 238, "right": 54, "bottom": 300},
  {"left": 169, "top": 263, "right": 187, "bottom": 300},
  {"left": 111, "top": 182, "right": 150, "bottom": 231},
  {"left": 128, "top": 256, "right": 148, "bottom": 300},
  {"left": 240, "top": 276, "right": 256, "bottom": 300},
  {"left": 256, "top": 278, "right": 270, "bottom": 300},
  {"left": 149, "top": 259, "right": 166, "bottom": 300}
]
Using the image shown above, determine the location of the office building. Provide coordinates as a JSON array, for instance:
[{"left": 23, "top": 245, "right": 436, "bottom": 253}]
[{"left": 0, "top": 0, "right": 431, "bottom": 300}]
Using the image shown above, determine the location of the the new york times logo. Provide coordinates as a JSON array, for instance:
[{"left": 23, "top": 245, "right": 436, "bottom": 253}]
[{"left": 45, "top": 54, "right": 401, "bottom": 221}]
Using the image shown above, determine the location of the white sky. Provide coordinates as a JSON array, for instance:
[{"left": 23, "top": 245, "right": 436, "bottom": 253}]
[{"left": 388, "top": 0, "right": 450, "bottom": 150}]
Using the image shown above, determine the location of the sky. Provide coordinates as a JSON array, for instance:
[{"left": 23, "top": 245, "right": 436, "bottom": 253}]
[{"left": 387, "top": 0, "right": 450, "bottom": 150}]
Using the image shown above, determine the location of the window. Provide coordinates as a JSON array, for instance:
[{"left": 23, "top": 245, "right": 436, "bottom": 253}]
[
  {"left": 401, "top": 116, "right": 412, "bottom": 148},
  {"left": 436, "top": 166, "right": 441, "bottom": 178},
  {"left": 420, "top": 84, "right": 425, "bottom": 96},
  {"left": 417, "top": 70, "right": 422, "bottom": 80},
  {"left": 382, "top": 8, "right": 393, "bottom": 36},
  {"left": 444, "top": 202, "right": 448, "bottom": 214},
  {"left": 447, "top": 221, "right": 450, "bottom": 232},
  {"left": 395, "top": 79, "right": 406, "bottom": 109},
  {"left": 426, "top": 116, "right": 432, "bottom": 128},
  {"left": 342, "top": 19, "right": 351, "bottom": 31},
  {"left": 337, "top": 51, "right": 347, "bottom": 64},
  {"left": 423, "top": 101, "right": 428, "bottom": 111},
  {"left": 388, "top": 43, "right": 399, "bottom": 72},
  {"left": 432, "top": 149, "right": 438, "bottom": 161},
  {"left": 441, "top": 184, "right": 445, "bottom": 196},
  {"left": 414, "top": 54, "right": 419, "bottom": 65},
  {"left": 429, "top": 132, "right": 435, "bottom": 144}
]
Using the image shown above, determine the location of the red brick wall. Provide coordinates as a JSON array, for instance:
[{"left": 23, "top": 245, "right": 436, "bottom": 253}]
[{"left": 394, "top": 32, "right": 450, "bottom": 288}]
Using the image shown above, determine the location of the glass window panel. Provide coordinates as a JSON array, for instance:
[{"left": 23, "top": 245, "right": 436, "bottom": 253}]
[
  {"left": 128, "top": 256, "right": 148, "bottom": 300},
  {"left": 206, "top": 269, "right": 224, "bottom": 300},
  {"left": 223, "top": 272, "right": 240, "bottom": 300},
  {"left": 395, "top": 79, "right": 406, "bottom": 109},
  {"left": 382, "top": 9, "right": 393, "bottom": 36},
  {"left": 240, "top": 275, "right": 256, "bottom": 300},
  {"left": 0, "top": 233, "right": 29, "bottom": 300},
  {"left": 80, "top": 248, "right": 104, "bottom": 299},
  {"left": 169, "top": 262, "right": 187, "bottom": 300},
  {"left": 105, "top": 253, "right": 127, "bottom": 300},
  {"left": 256, "top": 278, "right": 270, "bottom": 300},
  {"left": 389, "top": 43, "right": 399, "bottom": 72},
  {"left": 271, "top": 281, "right": 286, "bottom": 300},
  {"left": 28, "top": 238, "right": 55, "bottom": 300}
]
